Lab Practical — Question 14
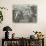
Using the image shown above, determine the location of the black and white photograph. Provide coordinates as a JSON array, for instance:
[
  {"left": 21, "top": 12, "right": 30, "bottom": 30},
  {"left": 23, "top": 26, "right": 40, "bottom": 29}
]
[{"left": 13, "top": 5, "right": 37, "bottom": 23}]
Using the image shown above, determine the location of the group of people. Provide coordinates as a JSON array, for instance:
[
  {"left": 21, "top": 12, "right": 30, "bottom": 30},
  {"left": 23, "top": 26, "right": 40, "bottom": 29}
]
[{"left": 15, "top": 9, "right": 32, "bottom": 22}]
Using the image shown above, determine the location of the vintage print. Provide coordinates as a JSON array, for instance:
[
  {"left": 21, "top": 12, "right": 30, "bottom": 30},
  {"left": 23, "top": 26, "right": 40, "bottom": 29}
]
[{"left": 13, "top": 5, "right": 37, "bottom": 23}]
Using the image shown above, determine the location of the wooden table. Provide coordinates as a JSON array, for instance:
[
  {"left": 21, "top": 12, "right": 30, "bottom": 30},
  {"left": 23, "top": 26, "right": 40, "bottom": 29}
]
[{"left": 2, "top": 38, "right": 44, "bottom": 46}]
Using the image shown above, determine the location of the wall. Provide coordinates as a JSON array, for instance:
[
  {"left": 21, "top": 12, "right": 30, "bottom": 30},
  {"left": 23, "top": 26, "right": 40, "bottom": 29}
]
[{"left": 0, "top": 0, "right": 46, "bottom": 46}]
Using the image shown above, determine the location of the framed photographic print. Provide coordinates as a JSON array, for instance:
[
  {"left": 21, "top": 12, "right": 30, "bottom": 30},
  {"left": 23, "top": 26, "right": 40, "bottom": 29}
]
[{"left": 12, "top": 5, "right": 37, "bottom": 23}]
